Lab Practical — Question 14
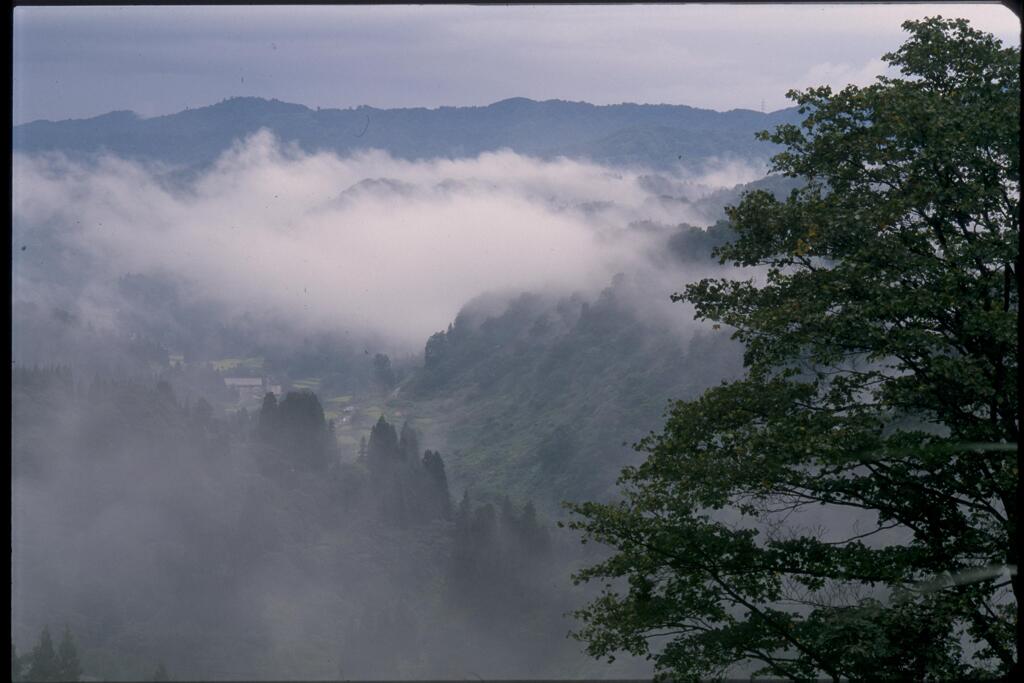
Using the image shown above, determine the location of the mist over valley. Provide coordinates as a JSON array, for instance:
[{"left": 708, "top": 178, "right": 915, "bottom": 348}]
[
  {"left": 11, "top": 95, "right": 781, "bottom": 680},
  {"left": 17, "top": 7, "right": 1014, "bottom": 678}
]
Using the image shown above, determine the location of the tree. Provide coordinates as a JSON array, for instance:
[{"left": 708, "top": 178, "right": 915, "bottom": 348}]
[
  {"left": 192, "top": 396, "right": 214, "bottom": 427},
  {"left": 257, "top": 390, "right": 331, "bottom": 470},
  {"left": 450, "top": 490, "right": 487, "bottom": 601},
  {"left": 367, "top": 415, "right": 400, "bottom": 476},
  {"left": 155, "top": 380, "right": 177, "bottom": 407},
  {"left": 520, "top": 501, "right": 550, "bottom": 557},
  {"left": 152, "top": 661, "right": 169, "bottom": 681},
  {"left": 422, "top": 449, "right": 453, "bottom": 519},
  {"left": 12, "top": 642, "right": 22, "bottom": 682},
  {"left": 26, "top": 626, "right": 58, "bottom": 682},
  {"left": 256, "top": 391, "right": 278, "bottom": 441},
  {"left": 455, "top": 489, "right": 472, "bottom": 538},
  {"left": 276, "top": 390, "right": 331, "bottom": 470},
  {"left": 55, "top": 626, "right": 81, "bottom": 682},
  {"left": 373, "top": 353, "right": 396, "bottom": 389},
  {"left": 565, "top": 17, "right": 1019, "bottom": 681},
  {"left": 365, "top": 415, "right": 415, "bottom": 524},
  {"left": 424, "top": 330, "right": 449, "bottom": 370},
  {"left": 399, "top": 420, "right": 420, "bottom": 462}
]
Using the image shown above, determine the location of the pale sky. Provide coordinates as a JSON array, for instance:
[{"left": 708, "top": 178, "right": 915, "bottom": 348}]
[{"left": 12, "top": 3, "right": 1021, "bottom": 124}]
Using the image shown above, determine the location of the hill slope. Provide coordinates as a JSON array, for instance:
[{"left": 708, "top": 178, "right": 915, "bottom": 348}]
[{"left": 399, "top": 268, "right": 746, "bottom": 513}]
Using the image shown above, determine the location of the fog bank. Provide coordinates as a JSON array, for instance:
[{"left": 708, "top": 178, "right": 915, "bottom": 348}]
[{"left": 13, "top": 131, "right": 763, "bottom": 350}]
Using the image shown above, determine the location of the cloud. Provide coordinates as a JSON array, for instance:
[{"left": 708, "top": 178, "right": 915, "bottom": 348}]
[
  {"left": 13, "top": 132, "right": 759, "bottom": 351},
  {"left": 797, "top": 58, "right": 891, "bottom": 92},
  {"left": 676, "top": 157, "right": 770, "bottom": 192}
]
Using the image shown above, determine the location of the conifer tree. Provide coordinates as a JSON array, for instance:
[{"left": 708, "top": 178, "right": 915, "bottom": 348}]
[
  {"left": 152, "top": 661, "right": 169, "bottom": 681},
  {"left": 257, "top": 391, "right": 278, "bottom": 441},
  {"left": 12, "top": 641, "right": 22, "bottom": 682},
  {"left": 27, "top": 626, "right": 58, "bottom": 683},
  {"left": 367, "top": 415, "right": 400, "bottom": 464},
  {"left": 373, "top": 353, "right": 396, "bottom": 389},
  {"left": 450, "top": 489, "right": 475, "bottom": 590},
  {"left": 155, "top": 380, "right": 176, "bottom": 406},
  {"left": 422, "top": 450, "right": 452, "bottom": 519},
  {"left": 520, "top": 500, "right": 550, "bottom": 557},
  {"left": 399, "top": 420, "right": 420, "bottom": 462},
  {"left": 366, "top": 416, "right": 407, "bottom": 523},
  {"left": 276, "top": 391, "right": 330, "bottom": 470},
  {"left": 455, "top": 489, "right": 472, "bottom": 538},
  {"left": 55, "top": 625, "right": 81, "bottom": 682},
  {"left": 192, "top": 396, "right": 213, "bottom": 427}
]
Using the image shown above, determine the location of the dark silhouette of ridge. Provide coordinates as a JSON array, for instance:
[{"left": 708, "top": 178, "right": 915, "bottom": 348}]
[{"left": 14, "top": 96, "right": 802, "bottom": 170}]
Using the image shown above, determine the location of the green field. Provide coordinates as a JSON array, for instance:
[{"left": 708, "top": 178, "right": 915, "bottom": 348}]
[{"left": 291, "top": 377, "right": 321, "bottom": 391}]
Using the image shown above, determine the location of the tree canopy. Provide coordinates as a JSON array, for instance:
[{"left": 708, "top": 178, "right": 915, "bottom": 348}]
[
  {"left": 27, "top": 627, "right": 57, "bottom": 682},
  {"left": 566, "top": 17, "right": 1019, "bottom": 681},
  {"left": 56, "top": 626, "right": 82, "bottom": 682}
]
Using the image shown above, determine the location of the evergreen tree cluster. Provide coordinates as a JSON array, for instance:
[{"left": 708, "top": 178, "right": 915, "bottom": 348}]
[
  {"left": 151, "top": 661, "right": 169, "bottom": 681},
  {"left": 442, "top": 490, "right": 568, "bottom": 676},
  {"left": 411, "top": 283, "right": 745, "bottom": 506},
  {"left": 11, "top": 369, "right": 603, "bottom": 678},
  {"left": 364, "top": 416, "right": 452, "bottom": 525},
  {"left": 450, "top": 490, "right": 551, "bottom": 613},
  {"left": 256, "top": 390, "right": 334, "bottom": 471},
  {"left": 372, "top": 352, "right": 396, "bottom": 390},
  {"left": 12, "top": 625, "right": 81, "bottom": 683},
  {"left": 13, "top": 368, "right": 231, "bottom": 481},
  {"left": 12, "top": 624, "right": 170, "bottom": 682}
]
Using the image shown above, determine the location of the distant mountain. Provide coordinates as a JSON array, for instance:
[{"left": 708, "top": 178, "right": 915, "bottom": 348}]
[{"left": 13, "top": 96, "right": 802, "bottom": 170}]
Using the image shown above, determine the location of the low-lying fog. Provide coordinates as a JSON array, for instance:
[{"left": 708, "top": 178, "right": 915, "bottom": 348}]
[
  {"left": 12, "top": 132, "right": 764, "bottom": 681},
  {"left": 13, "top": 130, "right": 764, "bottom": 350}
]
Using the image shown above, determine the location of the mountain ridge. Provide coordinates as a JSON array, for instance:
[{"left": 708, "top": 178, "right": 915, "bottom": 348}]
[
  {"left": 17, "top": 95, "right": 796, "bottom": 125},
  {"left": 13, "top": 96, "right": 803, "bottom": 171}
]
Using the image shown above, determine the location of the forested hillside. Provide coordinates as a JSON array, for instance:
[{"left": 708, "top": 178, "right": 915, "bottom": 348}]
[
  {"left": 405, "top": 273, "right": 744, "bottom": 510},
  {"left": 13, "top": 96, "right": 801, "bottom": 171}
]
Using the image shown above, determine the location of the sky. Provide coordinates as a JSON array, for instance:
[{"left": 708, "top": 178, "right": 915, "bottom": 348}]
[{"left": 12, "top": 3, "right": 1020, "bottom": 124}]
